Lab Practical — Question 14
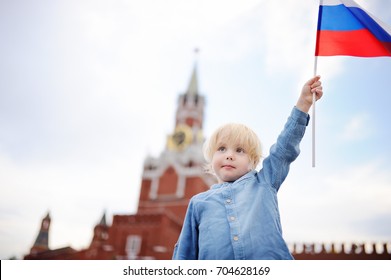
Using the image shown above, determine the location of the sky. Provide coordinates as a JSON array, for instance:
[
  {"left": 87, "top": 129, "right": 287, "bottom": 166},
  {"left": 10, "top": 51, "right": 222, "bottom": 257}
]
[{"left": 1, "top": 0, "right": 391, "bottom": 259}]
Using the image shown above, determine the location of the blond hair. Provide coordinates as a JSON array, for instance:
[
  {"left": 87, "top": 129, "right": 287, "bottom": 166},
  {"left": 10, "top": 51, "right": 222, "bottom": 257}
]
[{"left": 203, "top": 123, "right": 262, "bottom": 173}]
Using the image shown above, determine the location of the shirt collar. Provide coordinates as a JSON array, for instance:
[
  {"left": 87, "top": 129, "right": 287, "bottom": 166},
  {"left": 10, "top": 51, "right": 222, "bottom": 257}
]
[{"left": 211, "top": 170, "right": 256, "bottom": 189}]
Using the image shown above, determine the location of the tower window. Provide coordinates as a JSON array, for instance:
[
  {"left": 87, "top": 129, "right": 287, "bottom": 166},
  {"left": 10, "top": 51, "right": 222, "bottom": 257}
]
[
  {"left": 146, "top": 164, "right": 156, "bottom": 171},
  {"left": 126, "top": 235, "right": 142, "bottom": 260}
]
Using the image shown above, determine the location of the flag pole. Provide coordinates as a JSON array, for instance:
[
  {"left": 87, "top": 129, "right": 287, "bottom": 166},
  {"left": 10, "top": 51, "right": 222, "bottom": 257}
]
[
  {"left": 312, "top": 0, "right": 322, "bottom": 168},
  {"left": 312, "top": 56, "right": 318, "bottom": 167}
]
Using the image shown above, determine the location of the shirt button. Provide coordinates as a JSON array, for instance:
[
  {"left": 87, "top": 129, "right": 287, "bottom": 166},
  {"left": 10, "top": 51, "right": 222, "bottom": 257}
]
[
  {"left": 230, "top": 216, "right": 235, "bottom": 221},
  {"left": 233, "top": 236, "right": 239, "bottom": 241},
  {"left": 226, "top": 199, "right": 232, "bottom": 204}
]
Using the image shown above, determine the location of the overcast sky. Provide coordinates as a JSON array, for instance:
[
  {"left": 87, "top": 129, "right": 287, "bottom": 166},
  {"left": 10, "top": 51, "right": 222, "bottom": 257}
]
[{"left": 1, "top": 0, "right": 391, "bottom": 259}]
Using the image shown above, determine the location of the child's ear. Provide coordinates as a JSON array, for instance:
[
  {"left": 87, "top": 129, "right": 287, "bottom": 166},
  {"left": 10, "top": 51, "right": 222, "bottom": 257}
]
[{"left": 250, "top": 159, "right": 258, "bottom": 170}]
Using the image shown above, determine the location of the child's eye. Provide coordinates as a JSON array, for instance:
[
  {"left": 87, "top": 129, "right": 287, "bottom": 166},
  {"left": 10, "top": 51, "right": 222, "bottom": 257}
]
[
  {"left": 236, "top": 147, "right": 245, "bottom": 153},
  {"left": 217, "top": 146, "right": 226, "bottom": 152}
]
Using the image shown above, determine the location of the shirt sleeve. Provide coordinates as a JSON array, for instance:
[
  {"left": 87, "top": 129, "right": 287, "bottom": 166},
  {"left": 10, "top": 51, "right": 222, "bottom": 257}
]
[
  {"left": 258, "top": 106, "right": 310, "bottom": 191},
  {"left": 172, "top": 199, "right": 199, "bottom": 260}
]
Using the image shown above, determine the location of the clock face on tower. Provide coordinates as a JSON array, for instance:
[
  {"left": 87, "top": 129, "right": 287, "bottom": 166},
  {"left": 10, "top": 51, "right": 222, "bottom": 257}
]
[{"left": 167, "top": 124, "right": 193, "bottom": 151}]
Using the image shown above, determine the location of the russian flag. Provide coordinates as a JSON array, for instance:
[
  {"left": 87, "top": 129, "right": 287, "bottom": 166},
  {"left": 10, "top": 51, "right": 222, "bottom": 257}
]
[{"left": 315, "top": 0, "right": 391, "bottom": 57}]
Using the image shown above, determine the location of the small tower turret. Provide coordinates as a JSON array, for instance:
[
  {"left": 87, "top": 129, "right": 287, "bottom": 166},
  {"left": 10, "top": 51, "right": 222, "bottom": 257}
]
[
  {"left": 89, "top": 212, "right": 109, "bottom": 249},
  {"left": 29, "top": 212, "right": 51, "bottom": 255}
]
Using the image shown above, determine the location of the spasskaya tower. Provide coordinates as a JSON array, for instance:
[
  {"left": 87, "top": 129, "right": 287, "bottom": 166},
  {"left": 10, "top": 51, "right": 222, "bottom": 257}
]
[
  {"left": 138, "top": 61, "right": 215, "bottom": 220},
  {"left": 108, "top": 60, "right": 216, "bottom": 259}
]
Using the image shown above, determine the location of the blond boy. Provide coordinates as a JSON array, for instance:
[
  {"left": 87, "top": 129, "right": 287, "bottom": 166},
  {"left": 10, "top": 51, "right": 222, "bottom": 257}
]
[{"left": 173, "top": 76, "right": 323, "bottom": 259}]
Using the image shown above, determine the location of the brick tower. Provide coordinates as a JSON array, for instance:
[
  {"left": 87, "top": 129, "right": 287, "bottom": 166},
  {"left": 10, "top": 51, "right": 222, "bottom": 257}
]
[{"left": 138, "top": 62, "right": 216, "bottom": 221}]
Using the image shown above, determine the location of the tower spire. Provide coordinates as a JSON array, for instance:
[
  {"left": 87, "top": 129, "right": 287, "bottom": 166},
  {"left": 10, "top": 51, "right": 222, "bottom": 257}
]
[
  {"left": 186, "top": 48, "right": 200, "bottom": 96},
  {"left": 172, "top": 48, "right": 205, "bottom": 131},
  {"left": 99, "top": 211, "right": 107, "bottom": 226}
]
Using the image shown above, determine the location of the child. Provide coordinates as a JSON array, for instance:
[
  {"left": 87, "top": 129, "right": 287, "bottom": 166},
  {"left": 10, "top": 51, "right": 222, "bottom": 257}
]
[{"left": 172, "top": 76, "right": 323, "bottom": 260}]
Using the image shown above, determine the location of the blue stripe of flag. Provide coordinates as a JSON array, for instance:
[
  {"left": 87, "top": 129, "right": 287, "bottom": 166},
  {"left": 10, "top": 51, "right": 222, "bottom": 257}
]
[
  {"left": 318, "top": 4, "right": 391, "bottom": 43},
  {"left": 317, "top": 5, "right": 363, "bottom": 31}
]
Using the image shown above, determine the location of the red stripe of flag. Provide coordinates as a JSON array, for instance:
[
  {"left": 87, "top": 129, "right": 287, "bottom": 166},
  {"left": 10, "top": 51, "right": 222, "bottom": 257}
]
[{"left": 316, "top": 29, "right": 391, "bottom": 57}]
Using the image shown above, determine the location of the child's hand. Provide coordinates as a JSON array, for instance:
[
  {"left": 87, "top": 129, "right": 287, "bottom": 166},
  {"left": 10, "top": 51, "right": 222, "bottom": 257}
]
[{"left": 296, "top": 75, "right": 323, "bottom": 113}]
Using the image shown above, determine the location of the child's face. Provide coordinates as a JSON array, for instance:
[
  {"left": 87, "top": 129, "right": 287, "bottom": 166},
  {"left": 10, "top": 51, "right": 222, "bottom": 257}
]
[{"left": 211, "top": 142, "right": 252, "bottom": 184}]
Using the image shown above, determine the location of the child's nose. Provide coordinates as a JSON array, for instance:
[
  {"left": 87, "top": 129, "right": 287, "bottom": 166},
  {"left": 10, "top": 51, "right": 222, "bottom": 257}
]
[{"left": 226, "top": 149, "right": 234, "bottom": 160}]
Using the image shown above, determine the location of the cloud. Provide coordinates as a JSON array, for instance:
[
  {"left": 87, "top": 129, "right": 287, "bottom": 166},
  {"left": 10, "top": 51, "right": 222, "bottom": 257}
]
[{"left": 340, "top": 113, "right": 373, "bottom": 141}]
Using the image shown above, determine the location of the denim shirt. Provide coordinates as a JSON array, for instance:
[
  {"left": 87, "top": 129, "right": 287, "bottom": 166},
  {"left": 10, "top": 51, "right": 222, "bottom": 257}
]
[{"left": 172, "top": 107, "right": 310, "bottom": 260}]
